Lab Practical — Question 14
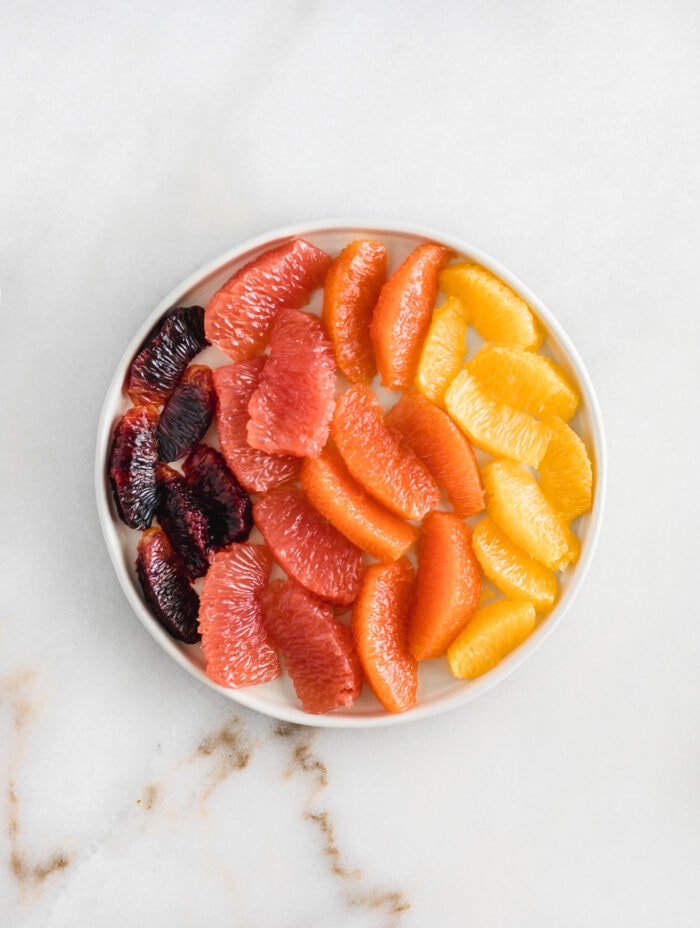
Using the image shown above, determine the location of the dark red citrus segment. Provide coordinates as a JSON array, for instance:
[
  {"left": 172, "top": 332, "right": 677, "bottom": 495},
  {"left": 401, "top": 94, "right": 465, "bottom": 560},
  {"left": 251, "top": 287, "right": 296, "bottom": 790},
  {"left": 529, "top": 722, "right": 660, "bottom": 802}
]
[
  {"left": 253, "top": 486, "right": 364, "bottom": 607},
  {"left": 182, "top": 445, "right": 253, "bottom": 548},
  {"left": 247, "top": 308, "right": 336, "bottom": 458},
  {"left": 198, "top": 544, "right": 280, "bottom": 689},
  {"left": 155, "top": 463, "right": 214, "bottom": 579},
  {"left": 127, "top": 306, "right": 207, "bottom": 407},
  {"left": 212, "top": 360, "right": 302, "bottom": 493},
  {"left": 261, "top": 579, "right": 363, "bottom": 714},
  {"left": 136, "top": 527, "right": 201, "bottom": 644},
  {"left": 204, "top": 239, "right": 332, "bottom": 361},
  {"left": 156, "top": 365, "right": 215, "bottom": 462},
  {"left": 108, "top": 405, "right": 160, "bottom": 529}
]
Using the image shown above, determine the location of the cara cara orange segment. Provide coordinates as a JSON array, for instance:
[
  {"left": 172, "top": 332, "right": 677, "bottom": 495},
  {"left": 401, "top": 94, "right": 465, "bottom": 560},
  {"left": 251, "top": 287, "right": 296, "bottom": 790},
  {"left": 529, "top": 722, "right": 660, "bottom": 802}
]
[
  {"left": 447, "top": 600, "right": 537, "bottom": 680},
  {"left": 440, "top": 262, "right": 542, "bottom": 350},
  {"left": 331, "top": 384, "right": 441, "bottom": 521},
  {"left": 385, "top": 391, "right": 485, "bottom": 518},
  {"left": 538, "top": 416, "right": 593, "bottom": 522},
  {"left": 370, "top": 242, "right": 453, "bottom": 391},
  {"left": 408, "top": 511, "right": 482, "bottom": 661},
  {"left": 415, "top": 295, "right": 469, "bottom": 406}
]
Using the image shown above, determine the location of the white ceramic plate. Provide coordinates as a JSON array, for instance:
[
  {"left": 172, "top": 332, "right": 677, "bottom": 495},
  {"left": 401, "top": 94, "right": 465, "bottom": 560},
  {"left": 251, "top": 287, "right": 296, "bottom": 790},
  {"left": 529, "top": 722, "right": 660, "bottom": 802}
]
[{"left": 95, "top": 220, "right": 606, "bottom": 728}]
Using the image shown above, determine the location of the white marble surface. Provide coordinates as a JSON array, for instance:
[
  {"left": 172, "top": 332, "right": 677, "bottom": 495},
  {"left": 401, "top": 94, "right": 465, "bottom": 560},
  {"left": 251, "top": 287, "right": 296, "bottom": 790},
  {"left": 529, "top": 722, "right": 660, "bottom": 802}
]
[{"left": 2, "top": 1, "right": 700, "bottom": 925}]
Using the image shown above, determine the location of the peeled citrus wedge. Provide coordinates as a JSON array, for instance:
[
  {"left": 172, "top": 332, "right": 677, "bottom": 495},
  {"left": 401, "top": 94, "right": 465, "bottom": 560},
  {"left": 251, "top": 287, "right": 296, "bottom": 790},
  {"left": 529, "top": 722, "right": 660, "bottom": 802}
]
[
  {"left": 447, "top": 600, "right": 537, "bottom": 680},
  {"left": 466, "top": 344, "right": 579, "bottom": 421},
  {"left": 538, "top": 416, "right": 593, "bottom": 522},
  {"left": 444, "top": 370, "right": 551, "bottom": 468},
  {"left": 472, "top": 516, "right": 558, "bottom": 614},
  {"left": 482, "top": 459, "right": 579, "bottom": 572},
  {"left": 440, "top": 262, "right": 542, "bottom": 349},
  {"left": 415, "top": 295, "right": 468, "bottom": 406}
]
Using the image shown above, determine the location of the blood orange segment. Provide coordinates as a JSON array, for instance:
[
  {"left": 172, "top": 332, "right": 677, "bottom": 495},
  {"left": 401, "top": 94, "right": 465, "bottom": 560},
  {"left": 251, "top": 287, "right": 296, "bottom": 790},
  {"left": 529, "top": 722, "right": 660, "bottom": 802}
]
[
  {"left": 155, "top": 463, "right": 214, "bottom": 579},
  {"left": 322, "top": 239, "right": 387, "bottom": 384},
  {"left": 204, "top": 239, "right": 332, "bottom": 361},
  {"left": 253, "top": 486, "right": 364, "bottom": 607},
  {"left": 182, "top": 444, "right": 253, "bottom": 548},
  {"left": 156, "top": 364, "right": 215, "bottom": 462},
  {"left": 351, "top": 558, "right": 417, "bottom": 713},
  {"left": 198, "top": 543, "right": 279, "bottom": 688},
  {"left": 538, "top": 416, "right": 593, "bottom": 522},
  {"left": 408, "top": 511, "right": 482, "bottom": 661},
  {"left": 370, "top": 242, "right": 453, "bottom": 391},
  {"left": 108, "top": 405, "right": 160, "bottom": 530},
  {"left": 261, "top": 579, "right": 363, "bottom": 714},
  {"left": 331, "top": 384, "right": 440, "bottom": 520},
  {"left": 386, "top": 391, "right": 485, "bottom": 518},
  {"left": 447, "top": 600, "right": 537, "bottom": 679},
  {"left": 415, "top": 295, "right": 469, "bottom": 406},
  {"left": 247, "top": 308, "right": 336, "bottom": 458},
  {"left": 136, "top": 527, "right": 201, "bottom": 644},
  {"left": 213, "top": 360, "right": 301, "bottom": 493},
  {"left": 300, "top": 444, "right": 418, "bottom": 563}
]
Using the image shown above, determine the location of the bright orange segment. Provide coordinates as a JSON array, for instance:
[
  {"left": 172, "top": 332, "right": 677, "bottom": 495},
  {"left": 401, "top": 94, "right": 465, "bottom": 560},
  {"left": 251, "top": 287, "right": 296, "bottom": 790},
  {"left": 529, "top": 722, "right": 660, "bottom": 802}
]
[
  {"left": 447, "top": 600, "right": 537, "bottom": 679},
  {"left": 300, "top": 444, "right": 418, "bottom": 563},
  {"left": 322, "top": 239, "right": 387, "bottom": 384},
  {"left": 331, "top": 384, "right": 440, "bottom": 521},
  {"left": 415, "top": 295, "right": 468, "bottom": 406},
  {"left": 351, "top": 558, "right": 418, "bottom": 713},
  {"left": 385, "top": 391, "right": 485, "bottom": 518},
  {"left": 408, "top": 512, "right": 482, "bottom": 661},
  {"left": 370, "top": 243, "right": 453, "bottom": 391},
  {"left": 538, "top": 416, "right": 593, "bottom": 522}
]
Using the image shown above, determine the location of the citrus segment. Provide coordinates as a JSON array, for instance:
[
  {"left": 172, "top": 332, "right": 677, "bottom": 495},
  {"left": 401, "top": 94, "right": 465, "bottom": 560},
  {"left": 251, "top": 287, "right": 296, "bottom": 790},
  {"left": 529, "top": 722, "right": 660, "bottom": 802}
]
[
  {"left": 331, "top": 384, "right": 440, "bottom": 520},
  {"left": 204, "top": 239, "right": 331, "bottom": 361},
  {"left": 321, "top": 239, "right": 387, "bottom": 383},
  {"left": 415, "top": 295, "right": 469, "bottom": 406},
  {"left": 198, "top": 543, "right": 280, "bottom": 688},
  {"left": 538, "top": 416, "right": 594, "bottom": 522},
  {"left": 370, "top": 243, "right": 453, "bottom": 391},
  {"left": 247, "top": 308, "right": 336, "bottom": 458},
  {"left": 482, "top": 459, "right": 579, "bottom": 572},
  {"left": 466, "top": 344, "right": 579, "bottom": 421},
  {"left": 213, "top": 360, "right": 301, "bottom": 493},
  {"left": 253, "top": 486, "right": 364, "bottom": 606},
  {"left": 108, "top": 405, "right": 160, "bottom": 530},
  {"left": 440, "top": 262, "right": 542, "bottom": 349},
  {"left": 408, "top": 512, "right": 482, "bottom": 661},
  {"left": 447, "top": 600, "right": 537, "bottom": 679},
  {"left": 261, "top": 579, "right": 363, "bottom": 714},
  {"left": 472, "top": 516, "right": 558, "bottom": 614},
  {"left": 300, "top": 445, "right": 418, "bottom": 563},
  {"left": 444, "top": 370, "right": 551, "bottom": 468},
  {"left": 136, "top": 527, "right": 201, "bottom": 644},
  {"left": 351, "top": 558, "right": 417, "bottom": 713}
]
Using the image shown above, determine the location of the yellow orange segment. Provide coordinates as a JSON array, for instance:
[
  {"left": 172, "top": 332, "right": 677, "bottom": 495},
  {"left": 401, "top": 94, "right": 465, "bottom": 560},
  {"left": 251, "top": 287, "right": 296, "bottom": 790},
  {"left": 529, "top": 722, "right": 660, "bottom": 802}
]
[
  {"left": 300, "top": 444, "right": 418, "bottom": 563},
  {"left": 440, "top": 262, "right": 542, "bottom": 350},
  {"left": 472, "top": 516, "right": 559, "bottom": 614},
  {"left": 447, "top": 600, "right": 537, "bottom": 679},
  {"left": 482, "top": 459, "right": 579, "bottom": 572},
  {"left": 538, "top": 416, "right": 593, "bottom": 522},
  {"left": 444, "top": 370, "right": 551, "bottom": 468},
  {"left": 467, "top": 345, "right": 579, "bottom": 421},
  {"left": 415, "top": 295, "right": 469, "bottom": 406}
]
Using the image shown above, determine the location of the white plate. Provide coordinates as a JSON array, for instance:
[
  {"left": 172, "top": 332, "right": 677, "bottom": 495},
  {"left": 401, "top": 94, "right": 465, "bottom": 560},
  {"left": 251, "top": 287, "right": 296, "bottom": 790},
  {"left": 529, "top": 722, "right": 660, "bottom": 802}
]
[{"left": 95, "top": 220, "right": 606, "bottom": 728}]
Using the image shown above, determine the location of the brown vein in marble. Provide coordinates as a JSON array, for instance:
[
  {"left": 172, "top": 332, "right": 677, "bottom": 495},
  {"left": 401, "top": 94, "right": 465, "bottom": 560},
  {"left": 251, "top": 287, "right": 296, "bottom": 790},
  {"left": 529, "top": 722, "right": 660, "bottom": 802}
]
[{"left": 274, "top": 722, "right": 411, "bottom": 926}]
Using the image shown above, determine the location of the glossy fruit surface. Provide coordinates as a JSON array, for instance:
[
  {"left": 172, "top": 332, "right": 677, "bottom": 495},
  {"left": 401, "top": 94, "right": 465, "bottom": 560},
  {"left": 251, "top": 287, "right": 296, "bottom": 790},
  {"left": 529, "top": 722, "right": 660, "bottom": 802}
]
[
  {"left": 127, "top": 306, "right": 206, "bottom": 407},
  {"left": 156, "top": 364, "right": 215, "bottom": 462},
  {"left": 261, "top": 579, "right": 363, "bottom": 714},
  {"left": 538, "top": 416, "right": 593, "bottom": 522},
  {"left": 351, "top": 558, "right": 417, "bottom": 713},
  {"left": 247, "top": 308, "right": 336, "bottom": 457},
  {"left": 447, "top": 600, "right": 537, "bottom": 679},
  {"left": 108, "top": 405, "right": 160, "bottom": 529},
  {"left": 182, "top": 444, "right": 253, "bottom": 547},
  {"left": 136, "top": 527, "right": 201, "bottom": 643},
  {"left": 415, "top": 295, "right": 468, "bottom": 406},
  {"left": 204, "top": 239, "right": 331, "bottom": 361},
  {"left": 253, "top": 486, "right": 364, "bottom": 606},
  {"left": 198, "top": 543, "right": 279, "bottom": 688},
  {"left": 155, "top": 463, "right": 214, "bottom": 579},
  {"left": 213, "top": 359, "right": 301, "bottom": 493},
  {"left": 321, "top": 239, "right": 386, "bottom": 383}
]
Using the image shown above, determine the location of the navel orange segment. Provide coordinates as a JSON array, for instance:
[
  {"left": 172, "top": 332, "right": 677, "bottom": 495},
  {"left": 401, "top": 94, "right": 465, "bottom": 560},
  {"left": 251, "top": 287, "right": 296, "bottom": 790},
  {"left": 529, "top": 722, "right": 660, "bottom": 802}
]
[
  {"left": 444, "top": 369, "right": 551, "bottom": 468},
  {"left": 385, "top": 391, "right": 485, "bottom": 518},
  {"left": 447, "top": 600, "right": 537, "bottom": 680},
  {"left": 439, "top": 262, "right": 542, "bottom": 350},
  {"left": 370, "top": 242, "right": 453, "bottom": 391},
  {"left": 300, "top": 444, "right": 418, "bottom": 563},
  {"left": 408, "top": 511, "right": 482, "bottom": 661},
  {"left": 415, "top": 295, "right": 469, "bottom": 406},
  {"left": 321, "top": 239, "right": 387, "bottom": 384},
  {"left": 331, "top": 384, "right": 441, "bottom": 521},
  {"left": 538, "top": 416, "right": 593, "bottom": 522}
]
